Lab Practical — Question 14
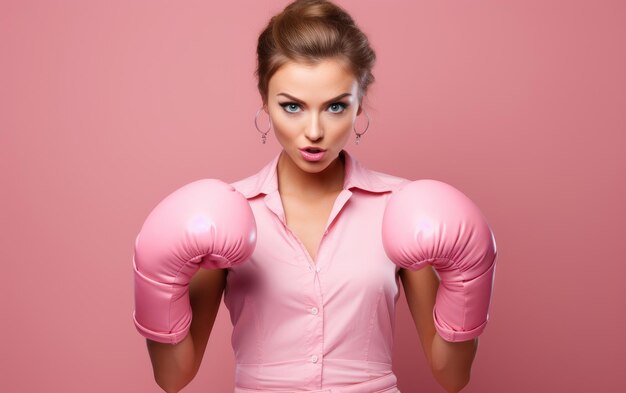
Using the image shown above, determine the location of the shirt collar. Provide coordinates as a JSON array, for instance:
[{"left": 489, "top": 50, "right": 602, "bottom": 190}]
[{"left": 233, "top": 149, "right": 394, "bottom": 199}]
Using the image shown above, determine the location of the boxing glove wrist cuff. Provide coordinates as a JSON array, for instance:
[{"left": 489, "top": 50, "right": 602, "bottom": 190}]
[
  {"left": 132, "top": 259, "right": 193, "bottom": 344},
  {"left": 132, "top": 311, "right": 190, "bottom": 344},
  {"left": 432, "top": 307, "right": 487, "bottom": 342}
]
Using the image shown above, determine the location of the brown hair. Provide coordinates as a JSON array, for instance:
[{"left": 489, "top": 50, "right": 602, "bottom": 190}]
[{"left": 256, "top": 0, "right": 376, "bottom": 107}]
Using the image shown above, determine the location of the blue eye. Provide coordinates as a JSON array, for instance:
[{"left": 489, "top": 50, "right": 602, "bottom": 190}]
[
  {"left": 283, "top": 102, "right": 300, "bottom": 113},
  {"left": 279, "top": 102, "right": 349, "bottom": 114},
  {"left": 281, "top": 103, "right": 301, "bottom": 113},
  {"left": 328, "top": 103, "right": 348, "bottom": 113}
]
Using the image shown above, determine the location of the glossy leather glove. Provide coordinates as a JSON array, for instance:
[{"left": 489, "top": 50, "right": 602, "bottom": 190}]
[
  {"left": 382, "top": 179, "right": 497, "bottom": 342},
  {"left": 132, "top": 179, "right": 256, "bottom": 344}
]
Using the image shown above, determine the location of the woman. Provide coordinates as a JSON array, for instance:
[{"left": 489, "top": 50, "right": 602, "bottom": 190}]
[{"left": 132, "top": 1, "right": 496, "bottom": 392}]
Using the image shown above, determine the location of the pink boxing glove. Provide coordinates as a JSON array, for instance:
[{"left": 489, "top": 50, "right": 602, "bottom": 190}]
[
  {"left": 132, "top": 179, "right": 256, "bottom": 344},
  {"left": 382, "top": 179, "right": 497, "bottom": 342}
]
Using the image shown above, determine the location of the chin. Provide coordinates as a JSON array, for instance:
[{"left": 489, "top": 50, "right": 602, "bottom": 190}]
[
  {"left": 303, "top": 164, "right": 331, "bottom": 174},
  {"left": 297, "top": 158, "right": 332, "bottom": 173}
]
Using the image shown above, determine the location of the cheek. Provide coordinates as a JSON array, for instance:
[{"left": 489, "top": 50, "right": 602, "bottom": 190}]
[
  {"left": 268, "top": 109, "right": 289, "bottom": 134},
  {"left": 332, "top": 117, "right": 355, "bottom": 139},
  {"left": 271, "top": 116, "right": 297, "bottom": 139},
  {"left": 339, "top": 126, "right": 353, "bottom": 144}
]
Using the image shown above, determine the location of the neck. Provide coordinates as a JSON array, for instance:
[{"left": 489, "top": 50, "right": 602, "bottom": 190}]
[{"left": 277, "top": 150, "right": 345, "bottom": 199}]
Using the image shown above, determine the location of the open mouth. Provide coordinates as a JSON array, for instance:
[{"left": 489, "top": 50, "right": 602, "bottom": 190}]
[{"left": 299, "top": 147, "right": 326, "bottom": 161}]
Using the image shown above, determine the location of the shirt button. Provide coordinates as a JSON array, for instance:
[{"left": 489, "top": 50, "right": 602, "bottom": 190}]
[
  {"left": 311, "top": 307, "right": 318, "bottom": 315},
  {"left": 310, "top": 355, "right": 318, "bottom": 363}
]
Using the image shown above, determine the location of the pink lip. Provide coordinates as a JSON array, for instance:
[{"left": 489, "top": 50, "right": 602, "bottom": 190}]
[{"left": 299, "top": 147, "right": 326, "bottom": 162}]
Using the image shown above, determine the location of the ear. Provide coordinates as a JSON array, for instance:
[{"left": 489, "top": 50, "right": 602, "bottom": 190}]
[{"left": 356, "top": 92, "right": 365, "bottom": 115}]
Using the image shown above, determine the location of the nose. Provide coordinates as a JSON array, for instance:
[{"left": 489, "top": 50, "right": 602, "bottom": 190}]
[{"left": 305, "top": 112, "right": 323, "bottom": 142}]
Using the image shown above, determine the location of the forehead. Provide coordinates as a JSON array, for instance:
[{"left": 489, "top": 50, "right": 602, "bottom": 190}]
[{"left": 269, "top": 59, "right": 357, "bottom": 96}]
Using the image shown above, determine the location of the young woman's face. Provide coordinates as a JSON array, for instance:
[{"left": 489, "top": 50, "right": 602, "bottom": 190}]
[{"left": 266, "top": 59, "right": 361, "bottom": 174}]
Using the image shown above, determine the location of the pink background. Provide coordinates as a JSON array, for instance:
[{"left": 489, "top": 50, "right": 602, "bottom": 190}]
[{"left": 2, "top": 0, "right": 624, "bottom": 392}]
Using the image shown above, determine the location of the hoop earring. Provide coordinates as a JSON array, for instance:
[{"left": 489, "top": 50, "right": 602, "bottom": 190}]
[
  {"left": 255, "top": 107, "right": 272, "bottom": 144},
  {"left": 354, "top": 109, "right": 370, "bottom": 145}
]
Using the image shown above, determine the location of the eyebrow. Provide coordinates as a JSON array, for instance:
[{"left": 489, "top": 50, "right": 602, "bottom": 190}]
[{"left": 276, "top": 92, "right": 352, "bottom": 105}]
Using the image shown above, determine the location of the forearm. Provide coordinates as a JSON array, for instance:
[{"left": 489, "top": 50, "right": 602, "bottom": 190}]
[
  {"left": 145, "top": 271, "right": 224, "bottom": 393},
  {"left": 146, "top": 333, "right": 196, "bottom": 393},
  {"left": 430, "top": 333, "right": 478, "bottom": 393}
]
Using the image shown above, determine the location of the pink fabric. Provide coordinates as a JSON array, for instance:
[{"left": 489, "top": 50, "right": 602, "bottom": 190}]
[
  {"left": 233, "top": 372, "right": 400, "bottom": 393},
  {"left": 225, "top": 149, "right": 411, "bottom": 392}
]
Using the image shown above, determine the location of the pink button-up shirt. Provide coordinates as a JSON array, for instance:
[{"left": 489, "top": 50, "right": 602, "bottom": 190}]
[{"left": 225, "top": 149, "right": 411, "bottom": 392}]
